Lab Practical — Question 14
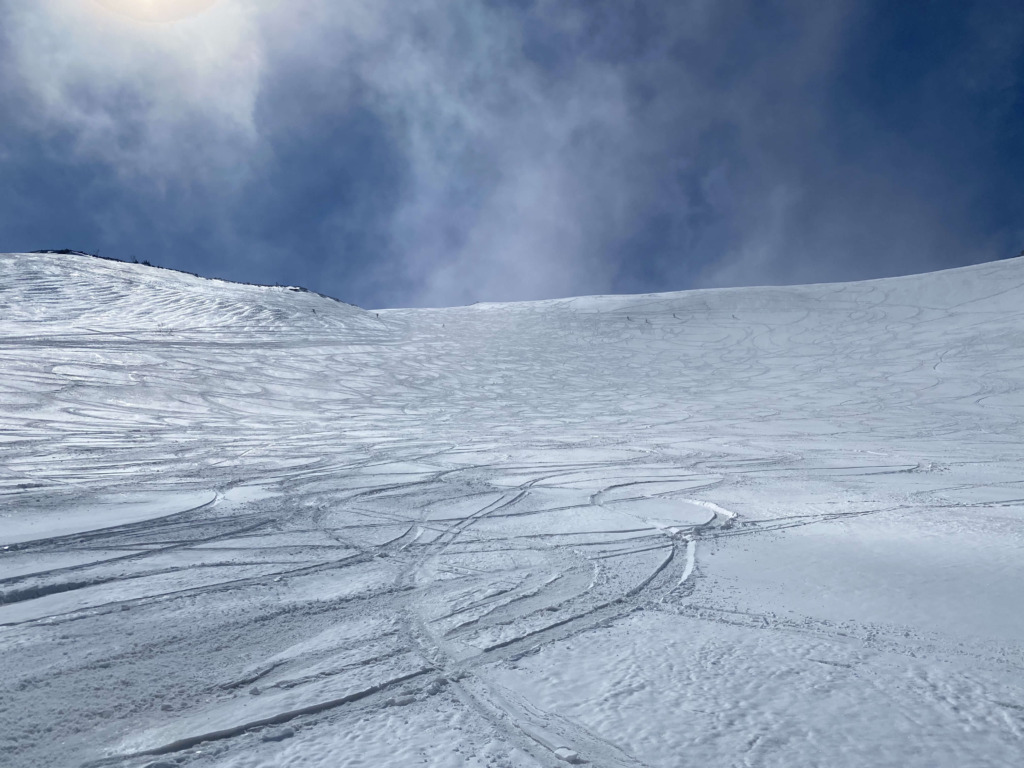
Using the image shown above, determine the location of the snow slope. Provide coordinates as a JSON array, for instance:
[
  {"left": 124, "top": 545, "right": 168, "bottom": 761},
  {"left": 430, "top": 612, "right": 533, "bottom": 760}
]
[{"left": 1, "top": 251, "right": 1023, "bottom": 768}]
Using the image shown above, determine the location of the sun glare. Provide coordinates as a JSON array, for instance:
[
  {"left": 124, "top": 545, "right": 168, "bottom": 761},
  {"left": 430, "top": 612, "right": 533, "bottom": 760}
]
[{"left": 93, "top": 0, "right": 220, "bottom": 23}]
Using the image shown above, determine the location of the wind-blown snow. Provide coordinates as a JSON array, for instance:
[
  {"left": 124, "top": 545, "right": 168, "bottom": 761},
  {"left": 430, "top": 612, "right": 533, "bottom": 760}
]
[{"left": 1, "top": 251, "right": 1023, "bottom": 767}]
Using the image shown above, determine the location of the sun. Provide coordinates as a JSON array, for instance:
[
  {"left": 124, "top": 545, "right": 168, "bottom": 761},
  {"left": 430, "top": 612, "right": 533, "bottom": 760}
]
[{"left": 92, "top": 0, "right": 220, "bottom": 23}]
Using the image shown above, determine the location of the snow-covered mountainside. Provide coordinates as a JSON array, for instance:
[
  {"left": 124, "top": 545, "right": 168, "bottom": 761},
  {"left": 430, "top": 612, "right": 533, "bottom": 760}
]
[{"left": 2, "top": 251, "right": 1023, "bottom": 768}]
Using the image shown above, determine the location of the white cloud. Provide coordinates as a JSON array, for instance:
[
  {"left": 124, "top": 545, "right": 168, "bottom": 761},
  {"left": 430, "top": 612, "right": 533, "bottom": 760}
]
[
  {"left": 5, "top": 1, "right": 1016, "bottom": 306},
  {"left": 262, "top": 0, "right": 641, "bottom": 306},
  {"left": 7, "top": 0, "right": 263, "bottom": 182}
]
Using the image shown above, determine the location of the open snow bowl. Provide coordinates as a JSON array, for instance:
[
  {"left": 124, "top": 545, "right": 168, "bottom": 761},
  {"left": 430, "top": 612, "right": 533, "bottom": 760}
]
[
  {"left": 0, "top": 490, "right": 216, "bottom": 547},
  {"left": 2, "top": 251, "right": 1024, "bottom": 768}
]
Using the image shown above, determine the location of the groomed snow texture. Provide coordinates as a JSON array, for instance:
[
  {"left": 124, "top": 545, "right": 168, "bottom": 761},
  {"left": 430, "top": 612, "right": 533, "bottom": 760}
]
[{"left": 2, "top": 252, "right": 1024, "bottom": 768}]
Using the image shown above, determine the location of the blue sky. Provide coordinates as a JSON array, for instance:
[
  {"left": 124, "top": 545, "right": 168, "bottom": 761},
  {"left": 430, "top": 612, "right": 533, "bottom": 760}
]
[{"left": 1, "top": 0, "right": 1021, "bottom": 307}]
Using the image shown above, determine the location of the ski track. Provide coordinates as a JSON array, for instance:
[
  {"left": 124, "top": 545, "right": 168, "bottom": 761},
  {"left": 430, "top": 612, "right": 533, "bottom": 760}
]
[{"left": 2, "top": 252, "right": 1024, "bottom": 767}]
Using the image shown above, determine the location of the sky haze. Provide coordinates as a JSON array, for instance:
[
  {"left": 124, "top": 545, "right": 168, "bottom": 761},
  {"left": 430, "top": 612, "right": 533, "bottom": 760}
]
[{"left": 1, "top": 0, "right": 1021, "bottom": 307}]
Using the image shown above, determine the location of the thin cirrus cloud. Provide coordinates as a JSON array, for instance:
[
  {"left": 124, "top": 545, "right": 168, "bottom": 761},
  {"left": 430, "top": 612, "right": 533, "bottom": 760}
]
[
  {"left": 0, "top": 0, "right": 1021, "bottom": 308},
  {"left": 92, "top": 1, "right": 222, "bottom": 24}
]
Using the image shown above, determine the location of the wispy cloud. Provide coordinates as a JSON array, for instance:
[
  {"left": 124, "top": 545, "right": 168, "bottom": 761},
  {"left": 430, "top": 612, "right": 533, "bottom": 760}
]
[
  {"left": 1, "top": 1, "right": 1021, "bottom": 306},
  {"left": 5, "top": 1, "right": 261, "bottom": 179}
]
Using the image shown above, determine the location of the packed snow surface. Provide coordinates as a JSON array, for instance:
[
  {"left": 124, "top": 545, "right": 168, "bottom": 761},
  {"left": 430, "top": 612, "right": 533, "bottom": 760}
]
[{"left": 2, "top": 251, "right": 1024, "bottom": 767}]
